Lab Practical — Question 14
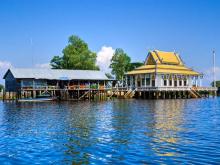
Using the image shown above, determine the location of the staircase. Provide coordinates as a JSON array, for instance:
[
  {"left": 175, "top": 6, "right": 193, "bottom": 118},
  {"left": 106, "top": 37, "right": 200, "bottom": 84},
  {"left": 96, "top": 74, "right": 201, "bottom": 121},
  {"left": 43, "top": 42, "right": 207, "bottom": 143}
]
[
  {"left": 79, "top": 91, "right": 90, "bottom": 100},
  {"left": 124, "top": 89, "right": 136, "bottom": 99},
  {"left": 108, "top": 90, "right": 118, "bottom": 99},
  {"left": 189, "top": 88, "right": 201, "bottom": 98}
]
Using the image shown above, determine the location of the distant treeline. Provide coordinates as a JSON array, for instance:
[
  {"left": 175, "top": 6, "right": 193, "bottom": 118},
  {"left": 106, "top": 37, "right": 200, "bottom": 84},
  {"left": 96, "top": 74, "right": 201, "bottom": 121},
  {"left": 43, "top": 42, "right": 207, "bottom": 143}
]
[{"left": 211, "top": 81, "right": 220, "bottom": 87}]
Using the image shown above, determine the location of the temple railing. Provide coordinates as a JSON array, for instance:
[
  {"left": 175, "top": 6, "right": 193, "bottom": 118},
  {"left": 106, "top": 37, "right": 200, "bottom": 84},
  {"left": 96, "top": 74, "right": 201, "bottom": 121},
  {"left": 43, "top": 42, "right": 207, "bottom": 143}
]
[
  {"left": 118, "top": 86, "right": 218, "bottom": 92},
  {"left": 65, "top": 85, "right": 111, "bottom": 90},
  {"left": 112, "top": 87, "right": 129, "bottom": 91},
  {"left": 136, "top": 86, "right": 191, "bottom": 91},
  {"left": 193, "top": 87, "right": 218, "bottom": 91}
]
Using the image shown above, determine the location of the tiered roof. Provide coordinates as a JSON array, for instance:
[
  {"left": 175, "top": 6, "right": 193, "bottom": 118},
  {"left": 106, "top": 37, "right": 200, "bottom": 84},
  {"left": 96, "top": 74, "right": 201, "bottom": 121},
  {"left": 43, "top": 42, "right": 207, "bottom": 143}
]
[{"left": 127, "top": 50, "right": 200, "bottom": 75}]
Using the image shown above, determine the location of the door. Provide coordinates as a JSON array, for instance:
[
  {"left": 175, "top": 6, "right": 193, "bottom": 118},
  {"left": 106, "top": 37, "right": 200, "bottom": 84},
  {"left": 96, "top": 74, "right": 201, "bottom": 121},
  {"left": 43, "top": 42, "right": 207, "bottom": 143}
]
[
  {"left": 137, "top": 81, "right": 141, "bottom": 87},
  {"left": 152, "top": 80, "right": 155, "bottom": 87}
]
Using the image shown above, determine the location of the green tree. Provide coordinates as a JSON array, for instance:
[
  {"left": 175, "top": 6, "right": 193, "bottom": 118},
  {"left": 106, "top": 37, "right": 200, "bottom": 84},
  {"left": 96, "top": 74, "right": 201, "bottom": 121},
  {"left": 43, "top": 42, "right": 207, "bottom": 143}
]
[
  {"left": 105, "top": 73, "right": 114, "bottom": 79},
  {"left": 211, "top": 81, "right": 220, "bottom": 87},
  {"left": 50, "top": 35, "right": 99, "bottom": 70},
  {"left": 128, "top": 62, "right": 144, "bottom": 71},
  {"left": 0, "top": 84, "right": 4, "bottom": 91},
  {"left": 50, "top": 56, "right": 63, "bottom": 69},
  {"left": 110, "top": 48, "right": 131, "bottom": 81}
]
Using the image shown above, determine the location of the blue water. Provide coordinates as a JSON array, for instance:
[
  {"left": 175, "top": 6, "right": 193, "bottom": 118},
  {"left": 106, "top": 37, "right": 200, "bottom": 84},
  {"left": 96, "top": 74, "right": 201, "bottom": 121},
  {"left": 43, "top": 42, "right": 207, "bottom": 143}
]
[{"left": 0, "top": 98, "right": 220, "bottom": 164}]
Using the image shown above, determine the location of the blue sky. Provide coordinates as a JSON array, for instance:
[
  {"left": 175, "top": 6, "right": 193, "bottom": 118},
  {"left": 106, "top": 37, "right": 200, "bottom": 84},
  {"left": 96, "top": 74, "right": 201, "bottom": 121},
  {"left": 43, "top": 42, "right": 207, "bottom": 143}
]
[{"left": 0, "top": 0, "right": 220, "bottom": 85}]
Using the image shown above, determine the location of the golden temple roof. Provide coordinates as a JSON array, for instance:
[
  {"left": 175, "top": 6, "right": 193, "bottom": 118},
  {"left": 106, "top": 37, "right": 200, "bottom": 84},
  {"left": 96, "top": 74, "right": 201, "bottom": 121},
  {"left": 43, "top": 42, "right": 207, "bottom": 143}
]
[{"left": 127, "top": 50, "right": 200, "bottom": 75}]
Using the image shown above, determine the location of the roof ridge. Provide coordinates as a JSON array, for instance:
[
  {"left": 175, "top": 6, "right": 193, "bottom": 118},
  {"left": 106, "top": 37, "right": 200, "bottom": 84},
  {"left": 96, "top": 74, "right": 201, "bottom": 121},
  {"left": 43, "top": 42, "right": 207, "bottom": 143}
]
[{"left": 11, "top": 68, "right": 103, "bottom": 72}]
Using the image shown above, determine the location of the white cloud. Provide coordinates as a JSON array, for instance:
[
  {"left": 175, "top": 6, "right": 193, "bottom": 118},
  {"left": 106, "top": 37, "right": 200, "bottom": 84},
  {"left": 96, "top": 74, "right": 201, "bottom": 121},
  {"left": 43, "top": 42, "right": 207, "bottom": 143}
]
[
  {"left": 0, "top": 61, "right": 12, "bottom": 69},
  {"left": 96, "top": 46, "right": 115, "bottom": 73},
  {"left": 0, "top": 60, "right": 13, "bottom": 84},
  {"left": 203, "top": 66, "right": 220, "bottom": 86},
  {"left": 35, "top": 63, "right": 51, "bottom": 69}
]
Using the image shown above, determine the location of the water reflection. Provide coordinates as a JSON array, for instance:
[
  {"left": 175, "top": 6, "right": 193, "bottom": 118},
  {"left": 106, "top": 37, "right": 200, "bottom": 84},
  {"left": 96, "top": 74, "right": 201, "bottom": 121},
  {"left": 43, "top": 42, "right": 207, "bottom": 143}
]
[
  {"left": 148, "top": 100, "right": 186, "bottom": 157},
  {"left": 63, "top": 102, "right": 100, "bottom": 164}
]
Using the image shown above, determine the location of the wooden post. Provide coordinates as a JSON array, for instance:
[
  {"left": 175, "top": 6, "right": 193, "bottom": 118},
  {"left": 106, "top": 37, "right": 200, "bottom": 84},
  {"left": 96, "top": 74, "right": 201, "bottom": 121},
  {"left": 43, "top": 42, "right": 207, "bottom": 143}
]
[
  {"left": 77, "top": 90, "right": 79, "bottom": 100},
  {"left": 163, "top": 91, "right": 166, "bottom": 99},
  {"left": 156, "top": 92, "right": 159, "bottom": 99},
  {"left": 3, "top": 90, "right": 5, "bottom": 102},
  {"left": 33, "top": 91, "right": 36, "bottom": 98},
  {"left": 88, "top": 90, "right": 91, "bottom": 101},
  {"left": 149, "top": 91, "right": 152, "bottom": 99}
]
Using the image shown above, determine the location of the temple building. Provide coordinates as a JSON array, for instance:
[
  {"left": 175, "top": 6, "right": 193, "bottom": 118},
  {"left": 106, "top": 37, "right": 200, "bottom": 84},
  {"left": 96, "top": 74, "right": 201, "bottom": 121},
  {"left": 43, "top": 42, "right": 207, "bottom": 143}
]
[{"left": 126, "top": 50, "right": 203, "bottom": 89}]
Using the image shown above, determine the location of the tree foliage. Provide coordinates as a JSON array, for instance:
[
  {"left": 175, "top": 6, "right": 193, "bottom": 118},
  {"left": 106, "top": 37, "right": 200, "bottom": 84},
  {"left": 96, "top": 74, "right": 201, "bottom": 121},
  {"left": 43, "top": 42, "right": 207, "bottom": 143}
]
[
  {"left": 50, "top": 35, "right": 99, "bottom": 70},
  {"left": 105, "top": 73, "right": 114, "bottom": 79},
  {"left": 0, "top": 84, "right": 4, "bottom": 91},
  {"left": 128, "top": 62, "right": 144, "bottom": 71},
  {"left": 211, "top": 81, "right": 220, "bottom": 87},
  {"left": 50, "top": 56, "right": 63, "bottom": 69},
  {"left": 110, "top": 48, "right": 131, "bottom": 81}
]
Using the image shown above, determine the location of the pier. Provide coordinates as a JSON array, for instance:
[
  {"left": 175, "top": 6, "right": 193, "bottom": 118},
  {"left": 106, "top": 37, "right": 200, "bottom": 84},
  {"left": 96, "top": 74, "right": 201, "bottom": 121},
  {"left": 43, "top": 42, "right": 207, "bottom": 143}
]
[
  {"left": 2, "top": 86, "right": 218, "bottom": 101},
  {"left": 2, "top": 85, "right": 112, "bottom": 102},
  {"left": 111, "top": 86, "right": 217, "bottom": 99}
]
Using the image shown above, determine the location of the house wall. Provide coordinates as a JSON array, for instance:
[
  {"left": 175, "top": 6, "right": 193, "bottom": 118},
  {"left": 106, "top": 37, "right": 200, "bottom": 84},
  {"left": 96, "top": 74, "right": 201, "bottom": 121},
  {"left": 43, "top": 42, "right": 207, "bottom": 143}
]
[
  {"left": 5, "top": 71, "right": 20, "bottom": 92},
  {"left": 5, "top": 73, "right": 49, "bottom": 91},
  {"left": 126, "top": 74, "right": 202, "bottom": 88},
  {"left": 20, "top": 79, "right": 48, "bottom": 88}
]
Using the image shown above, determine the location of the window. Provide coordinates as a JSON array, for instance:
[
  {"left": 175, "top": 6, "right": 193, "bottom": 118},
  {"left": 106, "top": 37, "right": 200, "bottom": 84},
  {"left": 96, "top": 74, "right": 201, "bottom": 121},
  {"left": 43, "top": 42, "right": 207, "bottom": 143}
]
[
  {"left": 174, "top": 80, "right": 177, "bottom": 87},
  {"left": 35, "top": 80, "right": 47, "bottom": 87},
  {"left": 22, "top": 80, "right": 33, "bottom": 87},
  {"left": 133, "top": 76, "right": 135, "bottom": 86},
  {"left": 169, "top": 80, "right": 172, "bottom": 86},
  {"left": 179, "top": 80, "right": 182, "bottom": 86},
  {"left": 152, "top": 80, "right": 155, "bottom": 87},
  {"left": 142, "top": 78, "right": 145, "bottom": 86},
  {"left": 146, "top": 78, "right": 150, "bottom": 86},
  {"left": 164, "top": 80, "right": 167, "bottom": 86},
  {"left": 184, "top": 80, "right": 187, "bottom": 86},
  {"left": 137, "top": 81, "right": 141, "bottom": 87},
  {"left": 127, "top": 76, "right": 130, "bottom": 86}
]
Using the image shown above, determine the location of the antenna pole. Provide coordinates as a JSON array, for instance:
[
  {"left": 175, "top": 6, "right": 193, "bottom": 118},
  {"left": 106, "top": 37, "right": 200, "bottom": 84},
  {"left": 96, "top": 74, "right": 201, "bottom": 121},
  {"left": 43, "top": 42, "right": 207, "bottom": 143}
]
[
  {"left": 213, "top": 50, "right": 216, "bottom": 88},
  {"left": 30, "top": 38, "right": 33, "bottom": 67}
]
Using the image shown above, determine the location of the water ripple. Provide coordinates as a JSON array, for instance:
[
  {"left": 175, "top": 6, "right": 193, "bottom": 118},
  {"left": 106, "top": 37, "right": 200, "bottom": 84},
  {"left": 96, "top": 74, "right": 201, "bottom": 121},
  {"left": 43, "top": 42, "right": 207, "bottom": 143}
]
[{"left": 0, "top": 98, "right": 220, "bottom": 164}]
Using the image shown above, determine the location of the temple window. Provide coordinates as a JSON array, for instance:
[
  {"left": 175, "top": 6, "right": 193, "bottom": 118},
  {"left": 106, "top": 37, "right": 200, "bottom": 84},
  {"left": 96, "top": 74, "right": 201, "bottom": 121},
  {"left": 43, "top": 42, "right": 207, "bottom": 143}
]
[
  {"left": 179, "top": 80, "right": 182, "bottom": 86},
  {"left": 174, "top": 80, "right": 177, "bottom": 87},
  {"left": 169, "top": 80, "right": 172, "bottom": 86},
  {"left": 184, "top": 80, "right": 187, "bottom": 86},
  {"left": 152, "top": 80, "right": 155, "bottom": 87},
  {"left": 142, "top": 78, "right": 145, "bottom": 86},
  {"left": 164, "top": 80, "right": 167, "bottom": 86}
]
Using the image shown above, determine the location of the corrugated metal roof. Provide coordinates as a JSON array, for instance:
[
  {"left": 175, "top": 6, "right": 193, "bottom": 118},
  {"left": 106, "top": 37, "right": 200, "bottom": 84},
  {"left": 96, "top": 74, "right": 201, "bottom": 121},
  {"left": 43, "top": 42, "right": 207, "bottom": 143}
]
[{"left": 4, "top": 68, "right": 111, "bottom": 80}]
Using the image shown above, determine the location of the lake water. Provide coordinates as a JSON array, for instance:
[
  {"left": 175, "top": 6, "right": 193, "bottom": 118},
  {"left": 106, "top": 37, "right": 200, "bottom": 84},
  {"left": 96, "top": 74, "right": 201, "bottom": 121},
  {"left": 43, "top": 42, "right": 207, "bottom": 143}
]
[{"left": 0, "top": 98, "right": 220, "bottom": 164}]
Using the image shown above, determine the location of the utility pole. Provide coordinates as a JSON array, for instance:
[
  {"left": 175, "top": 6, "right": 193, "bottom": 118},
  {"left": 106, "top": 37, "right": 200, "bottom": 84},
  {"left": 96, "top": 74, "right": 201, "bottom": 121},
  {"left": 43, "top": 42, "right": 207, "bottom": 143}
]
[
  {"left": 155, "top": 59, "right": 158, "bottom": 87},
  {"left": 30, "top": 38, "right": 34, "bottom": 67},
  {"left": 213, "top": 50, "right": 216, "bottom": 88}
]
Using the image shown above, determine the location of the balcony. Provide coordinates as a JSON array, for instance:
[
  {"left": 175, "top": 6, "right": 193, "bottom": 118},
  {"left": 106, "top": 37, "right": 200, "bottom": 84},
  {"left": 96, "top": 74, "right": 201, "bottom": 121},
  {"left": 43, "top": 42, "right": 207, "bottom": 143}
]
[
  {"left": 65, "top": 84, "right": 111, "bottom": 90},
  {"left": 21, "top": 85, "right": 59, "bottom": 90}
]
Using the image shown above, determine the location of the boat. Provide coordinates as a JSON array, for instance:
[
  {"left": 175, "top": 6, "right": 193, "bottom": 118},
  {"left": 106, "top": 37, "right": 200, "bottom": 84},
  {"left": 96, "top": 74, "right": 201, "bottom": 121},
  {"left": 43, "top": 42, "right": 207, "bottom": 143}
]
[
  {"left": 18, "top": 94, "right": 57, "bottom": 102},
  {"left": 18, "top": 97, "right": 57, "bottom": 102}
]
